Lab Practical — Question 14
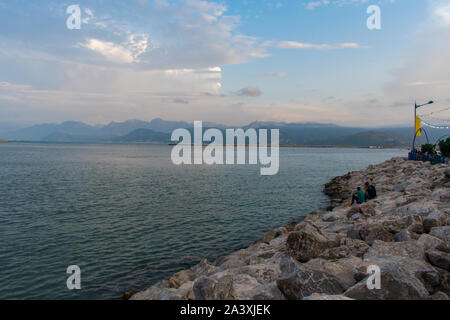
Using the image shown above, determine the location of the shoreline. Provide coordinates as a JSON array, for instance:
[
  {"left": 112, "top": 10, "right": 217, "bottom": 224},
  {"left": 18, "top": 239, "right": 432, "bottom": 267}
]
[
  {"left": 2, "top": 140, "right": 409, "bottom": 150},
  {"left": 129, "top": 157, "right": 449, "bottom": 300}
]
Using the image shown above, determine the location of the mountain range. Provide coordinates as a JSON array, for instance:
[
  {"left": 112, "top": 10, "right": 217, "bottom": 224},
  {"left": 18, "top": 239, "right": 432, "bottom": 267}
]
[{"left": 1, "top": 118, "right": 446, "bottom": 147}]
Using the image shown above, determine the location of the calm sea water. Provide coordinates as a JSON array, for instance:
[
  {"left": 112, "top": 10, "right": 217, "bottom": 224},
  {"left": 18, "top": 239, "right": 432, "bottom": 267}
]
[{"left": 0, "top": 143, "right": 407, "bottom": 299}]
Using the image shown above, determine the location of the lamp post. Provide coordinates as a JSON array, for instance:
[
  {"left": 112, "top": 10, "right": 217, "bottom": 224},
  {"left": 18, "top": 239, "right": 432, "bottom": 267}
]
[{"left": 414, "top": 100, "right": 434, "bottom": 137}]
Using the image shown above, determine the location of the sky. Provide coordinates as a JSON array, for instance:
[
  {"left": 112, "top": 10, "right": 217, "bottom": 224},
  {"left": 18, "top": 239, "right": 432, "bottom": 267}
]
[{"left": 0, "top": 0, "right": 450, "bottom": 128}]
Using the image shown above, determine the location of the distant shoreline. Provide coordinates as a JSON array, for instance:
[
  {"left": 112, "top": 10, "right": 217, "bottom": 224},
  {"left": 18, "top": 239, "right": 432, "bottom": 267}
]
[
  {"left": 1, "top": 140, "right": 410, "bottom": 150},
  {"left": 171, "top": 143, "right": 410, "bottom": 150}
]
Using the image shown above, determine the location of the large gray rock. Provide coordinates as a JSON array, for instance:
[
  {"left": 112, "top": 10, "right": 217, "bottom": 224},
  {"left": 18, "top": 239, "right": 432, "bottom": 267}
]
[
  {"left": 286, "top": 222, "right": 341, "bottom": 262},
  {"left": 277, "top": 257, "right": 344, "bottom": 300},
  {"left": 364, "top": 241, "right": 426, "bottom": 261},
  {"left": 192, "top": 268, "right": 284, "bottom": 300},
  {"left": 431, "top": 188, "right": 450, "bottom": 202},
  {"left": 394, "top": 229, "right": 419, "bottom": 242},
  {"left": 426, "top": 250, "right": 450, "bottom": 271},
  {"left": 418, "top": 234, "right": 445, "bottom": 251},
  {"left": 430, "top": 226, "right": 450, "bottom": 242},
  {"left": 363, "top": 241, "right": 441, "bottom": 292},
  {"left": 192, "top": 259, "right": 216, "bottom": 278},
  {"left": 304, "top": 256, "right": 362, "bottom": 289},
  {"left": 344, "top": 261, "right": 430, "bottom": 300},
  {"left": 325, "top": 221, "right": 353, "bottom": 234},
  {"left": 359, "top": 224, "right": 395, "bottom": 245},
  {"left": 193, "top": 273, "right": 235, "bottom": 300},
  {"left": 318, "top": 238, "right": 369, "bottom": 260},
  {"left": 423, "top": 210, "right": 447, "bottom": 233},
  {"left": 382, "top": 215, "right": 423, "bottom": 234},
  {"left": 322, "top": 212, "right": 337, "bottom": 222},
  {"left": 169, "top": 269, "right": 195, "bottom": 289},
  {"left": 431, "top": 291, "right": 449, "bottom": 300}
]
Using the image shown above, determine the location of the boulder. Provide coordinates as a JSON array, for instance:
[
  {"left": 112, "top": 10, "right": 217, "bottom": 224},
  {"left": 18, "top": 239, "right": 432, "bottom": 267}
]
[
  {"left": 431, "top": 291, "right": 449, "bottom": 300},
  {"left": 251, "top": 282, "right": 286, "bottom": 300},
  {"left": 394, "top": 229, "right": 419, "bottom": 242},
  {"left": 426, "top": 250, "right": 450, "bottom": 271},
  {"left": 360, "top": 203, "right": 376, "bottom": 217},
  {"left": 359, "top": 224, "right": 395, "bottom": 245},
  {"left": 304, "top": 256, "right": 362, "bottom": 289},
  {"left": 123, "top": 288, "right": 140, "bottom": 300},
  {"left": 277, "top": 257, "right": 344, "bottom": 300},
  {"left": 423, "top": 210, "right": 447, "bottom": 233},
  {"left": 318, "top": 238, "right": 369, "bottom": 260},
  {"left": 382, "top": 215, "right": 423, "bottom": 234},
  {"left": 322, "top": 212, "right": 337, "bottom": 222},
  {"left": 239, "top": 263, "right": 281, "bottom": 283},
  {"left": 349, "top": 213, "right": 363, "bottom": 222},
  {"left": 346, "top": 206, "right": 361, "bottom": 219},
  {"left": 344, "top": 261, "right": 430, "bottom": 300},
  {"left": 325, "top": 221, "right": 353, "bottom": 234},
  {"left": 418, "top": 234, "right": 445, "bottom": 251},
  {"left": 215, "top": 252, "right": 248, "bottom": 270},
  {"left": 193, "top": 273, "right": 234, "bottom": 300},
  {"left": 169, "top": 269, "right": 195, "bottom": 289},
  {"left": 363, "top": 242, "right": 441, "bottom": 293},
  {"left": 286, "top": 222, "right": 341, "bottom": 262},
  {"left": 364, "top": 241, "right": 426, "bottom": 261},
  {"left": 192, "top": 259, "right": 216, "bottom": 278},
  {"left": 130, "top": 280, "right": 170, "bottom": 300},
  {"left": 430, "top": 226, "right": 450, "bottom": 242},
  {"left": 431, "top": 188, "right": 450, "bottom": 202}
]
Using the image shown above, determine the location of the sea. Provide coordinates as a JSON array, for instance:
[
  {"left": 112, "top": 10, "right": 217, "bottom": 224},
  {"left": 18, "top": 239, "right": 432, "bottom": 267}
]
[{"left": 0, "top": 143, "right": 407, "bottom": 299}]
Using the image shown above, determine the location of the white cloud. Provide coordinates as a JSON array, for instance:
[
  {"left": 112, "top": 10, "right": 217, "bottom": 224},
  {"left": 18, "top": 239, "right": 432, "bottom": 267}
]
[
  {"left": 434, "top": 3, "right": 450, "bottom": 25},
  {"left": 81, "top": 39, "right": 135, "bottom": 64},
  {"left": 255, "top": 72, "right": 286, "bottom": 78},
  {"left": 277, "top": 41, "right": 364, "bottom": 50}
]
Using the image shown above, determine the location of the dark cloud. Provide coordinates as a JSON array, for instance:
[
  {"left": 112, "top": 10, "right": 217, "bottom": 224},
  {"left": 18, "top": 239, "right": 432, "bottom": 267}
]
[
  {"left": 173, "top": 98, "right": 189, "bottom": 104},
  {"left": 235, "top": 86, "right": 262, "bottom": 97}
]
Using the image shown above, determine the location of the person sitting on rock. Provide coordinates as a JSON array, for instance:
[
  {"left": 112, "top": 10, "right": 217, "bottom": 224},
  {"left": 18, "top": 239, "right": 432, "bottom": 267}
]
[
  {"left": 366, "top": 182, "right": 377, "bottom": 200},
  {"left": 356, "top": 187, "right": 366, "bottom": 204},
  {"left": 351, "top": 187, "right": 366, "bottom": 205}
]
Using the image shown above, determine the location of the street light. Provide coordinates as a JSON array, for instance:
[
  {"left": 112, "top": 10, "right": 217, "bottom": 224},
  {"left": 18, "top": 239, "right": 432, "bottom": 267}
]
[
  {"left": 413, "top": 100, "right": 434, "bottom": 150},
  {"left": 416, "top": 101, "right": 434, "bottom": 109}
]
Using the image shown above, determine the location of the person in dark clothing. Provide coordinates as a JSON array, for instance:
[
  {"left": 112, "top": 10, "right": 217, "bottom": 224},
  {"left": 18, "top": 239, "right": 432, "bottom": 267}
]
[{"left": 365, "top": 182, "right": 377, "bottom": 200}]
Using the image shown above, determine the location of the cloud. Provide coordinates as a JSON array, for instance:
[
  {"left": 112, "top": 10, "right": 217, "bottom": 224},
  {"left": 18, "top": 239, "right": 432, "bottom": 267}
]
[
  {"left": 235, "top": 87, "right": 262, "bottom": 97},
  {"left": 434, "top": 2, "right": 450, "bottom": 25},
  {"left": 79, "top": 34, "right": 149, "bottom": 64},
  {"left": 277, "top": 41, "right": 364, "bottom": 50},
  {"left": 304, "top": 0, "right": 395, "bottom": 10},
  {"left": 81, "top": 39, "right": 136, "bottom": 64},
  {"left": 173, "top": 98, "right": 189, "bottom": 104},
  {"left": 255, "top": 72, "right": 286, "bottom": 78}
]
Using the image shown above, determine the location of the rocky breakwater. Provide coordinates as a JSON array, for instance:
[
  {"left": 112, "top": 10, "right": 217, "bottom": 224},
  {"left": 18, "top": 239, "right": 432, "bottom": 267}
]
[{"left": 131, "top": 158, "right": 450, "bottom": 300}]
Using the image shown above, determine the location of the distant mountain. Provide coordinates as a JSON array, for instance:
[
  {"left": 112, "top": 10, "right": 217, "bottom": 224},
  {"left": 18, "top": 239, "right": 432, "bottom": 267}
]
[
  {"left": 98, "top": 120, "right": 153, "bottom": 136},
  {"left": 308, "top": 130, "right": 410, "bottom": 147},
  {"left": 5, "top": 121, "right": 99, "bottom": 141},
  {"left": 115, "top": 128, "right": 170, "bottom": 143},
  {"left": 4, "top": 118, "right": 448, "bottom": 146}
]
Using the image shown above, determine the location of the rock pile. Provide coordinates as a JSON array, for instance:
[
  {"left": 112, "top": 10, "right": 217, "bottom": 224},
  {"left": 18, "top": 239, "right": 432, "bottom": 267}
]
[{"left": 131, "top": 158, "right": 450, "bottom": 300}]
